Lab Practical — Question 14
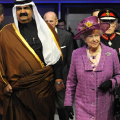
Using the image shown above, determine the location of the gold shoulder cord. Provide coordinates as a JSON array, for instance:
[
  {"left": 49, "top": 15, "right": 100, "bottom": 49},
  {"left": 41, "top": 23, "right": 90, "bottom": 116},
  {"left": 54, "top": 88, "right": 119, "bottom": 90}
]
[{"left": 0, "top": 71, "right": 8, "bottom": 85}]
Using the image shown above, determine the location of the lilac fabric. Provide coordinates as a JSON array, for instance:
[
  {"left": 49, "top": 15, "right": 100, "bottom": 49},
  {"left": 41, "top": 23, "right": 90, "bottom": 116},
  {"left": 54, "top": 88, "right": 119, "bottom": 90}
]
[{"left": 64, "top": 43, "right": 120, "bottom": 120}]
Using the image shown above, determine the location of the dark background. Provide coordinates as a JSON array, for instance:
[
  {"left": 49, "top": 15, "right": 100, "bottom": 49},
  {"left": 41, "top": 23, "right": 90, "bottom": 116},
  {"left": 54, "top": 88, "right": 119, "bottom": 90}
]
[{"left": 1, "top": 0, "right": 120, "bottom": 34}]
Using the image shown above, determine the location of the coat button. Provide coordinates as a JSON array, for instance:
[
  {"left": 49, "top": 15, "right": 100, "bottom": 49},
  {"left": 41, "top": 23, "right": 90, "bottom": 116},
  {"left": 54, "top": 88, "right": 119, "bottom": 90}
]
[
  {"left": 91, "top": 102, "right": 95, "bottom": 106},
  {"left": 91, "top": 116, "right": 94, "bottom": 119},
  {"left": 92, "top": 73, "right": 95, "bottom": 76},
  {"left": 91, "top": 88, "right": 94, "bottom": 90}
]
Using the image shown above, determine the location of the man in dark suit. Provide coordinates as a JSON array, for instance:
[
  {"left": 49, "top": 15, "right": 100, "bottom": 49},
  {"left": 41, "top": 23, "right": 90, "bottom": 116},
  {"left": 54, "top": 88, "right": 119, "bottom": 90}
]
[
  {"left": 58, "top": 19, "right": 78, "bottom": 49},
  {"left": 44, "top": 11, "right": 74, "bottom": 120}
]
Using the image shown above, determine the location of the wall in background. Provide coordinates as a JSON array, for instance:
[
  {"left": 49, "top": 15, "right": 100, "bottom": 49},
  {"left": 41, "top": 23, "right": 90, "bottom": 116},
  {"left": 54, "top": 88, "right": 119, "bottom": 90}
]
[
  {"left": 1, "top": 1, "right": 120, "bottom": 34},
  {"left": 1, "top": 0, "right": 120, "bottom": 3}
]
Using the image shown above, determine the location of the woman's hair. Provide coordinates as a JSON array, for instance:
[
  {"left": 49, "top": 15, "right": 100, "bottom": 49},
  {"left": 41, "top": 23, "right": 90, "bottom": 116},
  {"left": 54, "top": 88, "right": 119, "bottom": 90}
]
[{"left": 80, "top": 29, "right": 103, "bottom": 40}]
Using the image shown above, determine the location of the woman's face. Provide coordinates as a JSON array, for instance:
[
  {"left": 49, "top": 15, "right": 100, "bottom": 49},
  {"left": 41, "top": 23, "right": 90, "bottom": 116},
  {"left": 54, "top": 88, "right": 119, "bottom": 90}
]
[{"left": 84, "top": 30, "right": 101, "bottom": 49}]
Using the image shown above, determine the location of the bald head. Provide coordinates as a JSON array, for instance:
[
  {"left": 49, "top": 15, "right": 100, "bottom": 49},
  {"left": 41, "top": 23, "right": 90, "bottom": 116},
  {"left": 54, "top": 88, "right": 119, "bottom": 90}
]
[
  {"left": 91, "top": 9, "right": 101, "bottom": 17},
  {"left": 92, "top": 11, "right": 100, "bottom": 17},
  {"left": 44, "top": 11, "right": 58, "bottom": 29}
]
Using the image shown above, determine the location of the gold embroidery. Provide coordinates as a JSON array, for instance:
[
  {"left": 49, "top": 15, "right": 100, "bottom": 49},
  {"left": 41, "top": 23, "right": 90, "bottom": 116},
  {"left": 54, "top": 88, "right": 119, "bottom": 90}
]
[
  {"left": 0, "top": 71, "right": 8, "bottom": 85},
  {"left": 106, "top": 10, "right": 110, "bottom": 16}
]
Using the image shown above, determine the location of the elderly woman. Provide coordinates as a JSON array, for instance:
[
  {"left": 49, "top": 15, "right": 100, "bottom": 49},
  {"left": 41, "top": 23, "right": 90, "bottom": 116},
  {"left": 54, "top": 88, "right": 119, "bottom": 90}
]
[{"left": 64, "top": 16, "right": 120, "bottom": 120}]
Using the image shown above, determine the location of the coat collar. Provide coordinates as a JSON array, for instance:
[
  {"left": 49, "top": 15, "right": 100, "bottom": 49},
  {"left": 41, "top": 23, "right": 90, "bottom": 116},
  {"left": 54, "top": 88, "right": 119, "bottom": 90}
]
[
  {"left": 57, "top": 28, "right": 64, "bottom": 45},
  {"left": 102, "top": 33, "right": 115, "bottom": 41},
  {"left": 81, "top": 43, "right": 108, "bottom": 71}
]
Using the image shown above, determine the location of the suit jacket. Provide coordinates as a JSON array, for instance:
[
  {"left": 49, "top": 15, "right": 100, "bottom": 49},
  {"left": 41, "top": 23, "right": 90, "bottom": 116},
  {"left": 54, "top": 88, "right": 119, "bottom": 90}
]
[
  {"left": 64, "top": 43, "right": 120, "bottom": 120},
  {"left": 57, "top": 28, "right": 74, "bottom": 84}
]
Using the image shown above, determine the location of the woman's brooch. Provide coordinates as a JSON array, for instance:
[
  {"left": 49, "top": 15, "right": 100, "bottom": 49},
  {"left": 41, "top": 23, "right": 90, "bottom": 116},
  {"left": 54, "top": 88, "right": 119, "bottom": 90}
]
[{"left": 106, "top": 52, "right": 111, "bottom": 56}]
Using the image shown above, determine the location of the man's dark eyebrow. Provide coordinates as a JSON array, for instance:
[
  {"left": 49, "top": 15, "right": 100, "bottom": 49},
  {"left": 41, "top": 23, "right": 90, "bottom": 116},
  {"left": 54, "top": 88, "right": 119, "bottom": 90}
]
[
  {"left": 16, "top": 7, "right": 21, "bottom": 8},
  {"left": 24, "top": 6, "right": 30, "bottom": 9},
  {"left": 16, "top": 6, "right": 30, "bottom": 10},
  {"left": 16, "top": 7, "right": 22, "bottom": 10}
]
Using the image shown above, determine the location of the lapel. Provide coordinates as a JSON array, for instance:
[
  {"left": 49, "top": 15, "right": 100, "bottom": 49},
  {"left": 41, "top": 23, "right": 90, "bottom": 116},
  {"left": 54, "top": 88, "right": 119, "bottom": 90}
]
[
  {"left": 81, "top": 45, "right": 93, "bottom": 71},
  {"left": 95, "top": 43, "right": 107, "bottom": 72},
  {"left": 81, "top": 43, "right": 107, "bottom": 72},
  {"left": 57, "top": 28, "right": 64, "bottom": 46}
]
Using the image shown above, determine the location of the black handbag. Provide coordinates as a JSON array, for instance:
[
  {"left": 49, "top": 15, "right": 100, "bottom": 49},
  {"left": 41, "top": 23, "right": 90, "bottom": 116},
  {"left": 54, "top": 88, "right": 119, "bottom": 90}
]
[{"left": 114, "top": 78, "right": 120, "bottom": 119}]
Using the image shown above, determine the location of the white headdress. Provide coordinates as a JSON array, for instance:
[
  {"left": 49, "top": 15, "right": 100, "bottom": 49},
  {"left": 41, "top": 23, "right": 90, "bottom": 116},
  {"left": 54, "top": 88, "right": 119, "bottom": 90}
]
[{"left": 12, "top": 0, "right": 61, "bottom": 65}]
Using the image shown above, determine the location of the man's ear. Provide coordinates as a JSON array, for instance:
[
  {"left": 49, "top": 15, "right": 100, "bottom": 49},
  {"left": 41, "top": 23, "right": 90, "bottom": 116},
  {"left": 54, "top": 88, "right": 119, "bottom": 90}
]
[
  {"left": 56, "top": 19, "right": 58, "bottom": 26},
  {"left": 0, "top": 14, "right": 4, "bottom": 23}
]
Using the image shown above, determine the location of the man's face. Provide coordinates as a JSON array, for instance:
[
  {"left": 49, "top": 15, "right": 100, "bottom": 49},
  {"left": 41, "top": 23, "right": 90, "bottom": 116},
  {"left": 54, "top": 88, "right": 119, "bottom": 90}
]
[
  {"left": 100, "top": 19, "right": 117, "bottom": 34},
  {"left": 16, "top": 5, "right": 33, "bottom": 24},
  {"left": 44, "top": 12, "right": 58, "bottom": 29},
  {"left": 58, "top": 22, "right": 66, "bottom": 30}
]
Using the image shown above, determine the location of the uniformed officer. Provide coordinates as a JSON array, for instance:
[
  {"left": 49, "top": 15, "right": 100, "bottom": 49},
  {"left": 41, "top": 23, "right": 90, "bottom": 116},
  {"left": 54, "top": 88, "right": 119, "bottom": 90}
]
[{"left": 98, "top": 8, "right": 120, "bottom": 61}]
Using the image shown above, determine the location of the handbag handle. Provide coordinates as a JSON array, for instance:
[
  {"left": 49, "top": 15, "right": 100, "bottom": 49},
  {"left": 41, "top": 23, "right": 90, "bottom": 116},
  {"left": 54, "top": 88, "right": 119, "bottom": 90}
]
[
  {"left": 114, "top": 77, "right": 119, "bottom": 90},
  {"left": 114, "top": 77, "right": 120, "bottom": 99}
]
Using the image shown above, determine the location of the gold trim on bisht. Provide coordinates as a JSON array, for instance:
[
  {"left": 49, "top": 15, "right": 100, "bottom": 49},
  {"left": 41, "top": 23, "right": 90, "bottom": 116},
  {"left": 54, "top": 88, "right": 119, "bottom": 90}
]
[
  {"left": 49, "top": 28, "right": 63, "bottom": 60},
  {"left": 0, "top": 71, "right": 8, "bottom": 85},
  {"left": 12, "top": 23, "right": 44, "bottom": 68}
]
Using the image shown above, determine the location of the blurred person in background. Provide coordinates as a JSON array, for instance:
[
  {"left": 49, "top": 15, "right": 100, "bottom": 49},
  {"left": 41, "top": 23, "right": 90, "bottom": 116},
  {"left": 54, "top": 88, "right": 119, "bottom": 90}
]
[
  {"left": 58, "top": 18, "right": 78, "bottom": 49},
  {"left": 58, "top": 19, "right": 67, "bottom": 30}
]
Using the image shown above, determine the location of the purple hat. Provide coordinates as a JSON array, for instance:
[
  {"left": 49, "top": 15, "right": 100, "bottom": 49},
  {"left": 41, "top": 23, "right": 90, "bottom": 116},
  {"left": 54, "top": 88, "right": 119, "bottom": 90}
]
[{"left": 74, "top": 16, "right": 110, "bottom": 39}]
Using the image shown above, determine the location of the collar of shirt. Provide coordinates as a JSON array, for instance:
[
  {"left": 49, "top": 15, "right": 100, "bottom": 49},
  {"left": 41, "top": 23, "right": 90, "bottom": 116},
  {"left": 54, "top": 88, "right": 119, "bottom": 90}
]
[{"left": 55, "top": 27, "right": 58, "bottom": 33}]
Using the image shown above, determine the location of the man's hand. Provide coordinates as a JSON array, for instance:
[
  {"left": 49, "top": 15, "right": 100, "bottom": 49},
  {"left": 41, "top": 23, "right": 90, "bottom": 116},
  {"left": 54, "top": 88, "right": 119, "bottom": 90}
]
[
  {"left": 55, "top": 79, "right": 65, "bottom": 92},
  {"left": 4, "top": 84, "right": 13, "bottom": 96}
]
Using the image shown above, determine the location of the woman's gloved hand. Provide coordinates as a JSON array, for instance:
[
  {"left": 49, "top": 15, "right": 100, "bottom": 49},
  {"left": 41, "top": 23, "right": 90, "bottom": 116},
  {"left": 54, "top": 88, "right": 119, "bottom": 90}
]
[
  {"left": 98, "top": 80, "right": 112, "bottom": 92},
  {"left": 64, "top": 106, "right": 74, "bottom": 119}
]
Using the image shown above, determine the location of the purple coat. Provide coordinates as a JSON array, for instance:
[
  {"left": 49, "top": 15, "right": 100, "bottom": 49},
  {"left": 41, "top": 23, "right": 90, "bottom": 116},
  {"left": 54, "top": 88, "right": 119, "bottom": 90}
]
[{"left": 64, "top": 43, "right": 120, "bottom": 120}]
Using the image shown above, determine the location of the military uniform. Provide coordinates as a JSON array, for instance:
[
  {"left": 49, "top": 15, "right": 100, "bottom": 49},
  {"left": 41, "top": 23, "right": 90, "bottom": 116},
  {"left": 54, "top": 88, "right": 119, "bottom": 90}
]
[
  {"left": 101, "top": 32, "right": 120, "bottom": 61},
  {"left": 98, "top": 8, "right": 120, "bottom": 61}
]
